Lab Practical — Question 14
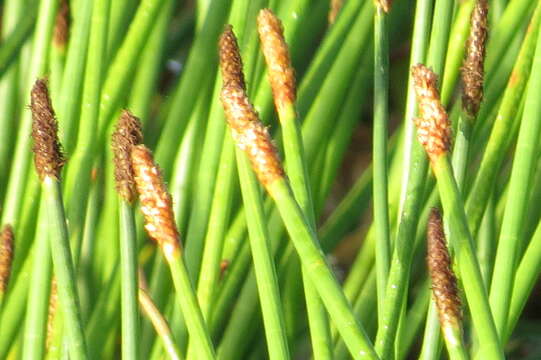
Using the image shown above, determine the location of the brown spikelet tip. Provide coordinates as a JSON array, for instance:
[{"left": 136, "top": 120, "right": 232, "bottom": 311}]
[
  {"left": 412, "top": 64, "right": 452, "bottom": 163},
  {"left": 219, "top": 25, "right": 245, "bottom": 90},
  {"left": 0, "top": 224, "right": 14, "bottom": 294},
  {"left": 461, "top": 0, "right": 488, "bottom": 118},
  {"left": 220, "top": 83, "right": 285, "bottom": 187},
  {"left": 131, "top": 145, "right": 181, "bottom": 261},
  {"left": 328, "top": 0, "right": 343, "bottom": 24},
  {"left": 112, "top": 110, "right": 143, "bottom": 203},
  {"left": 31, "top": 78, "right": 65, "bottom": 181},
  {"left": 54, "top": 0, "right": 70, "bottom": 48},
  {"left": 374, "top": 0, "right": 392, "bottom": 13},
  {"left": 427, "top": 208, "right": 462, "bottom": 330},
  {"left": 46, "top": 278, "right": 58, "bottom": 350},
  {"left": 257, "top": 9, "right": 296, "bottom": 109}
]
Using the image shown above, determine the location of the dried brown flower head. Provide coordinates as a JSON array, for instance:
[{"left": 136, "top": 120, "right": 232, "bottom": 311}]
[
  {"left": 0, "top": 224, "right": 14, "bottom": 294},
  {"left": 54, "top": 0, "right": 70, "bottom": 49},
  {"left": 31, "top": 78, "right": 65, "bottom": 181},
  {"left": 427, "top": 208, "right": 462, "bottom": 330},
  {"left": 412, "top": 64, "right": 452, "bottom": 163},
  {"left": 112, "top": 110, "right": 143, "bottom": 203},
  {"left": 462, "top": 0, "right": 489, "bottom": 117},
  {"left": 257, "top": 9, "right": 296, "bottom": 110},
  {"left": 219, "top": 25, "right": 245, "bottom": 89},
  {"left": 328, "top": 0, "right": 343, "bottom": 24},
  {"left": 131, "top": 145, "right": 180, "bottom": 261},
  {"left": 220, "top": 83, "right": 285, "bottom": 187}
]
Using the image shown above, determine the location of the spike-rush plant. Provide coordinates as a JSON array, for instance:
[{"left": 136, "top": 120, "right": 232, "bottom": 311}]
[{"left": 1, "top": 0, "right": 541, "bottom": 359}]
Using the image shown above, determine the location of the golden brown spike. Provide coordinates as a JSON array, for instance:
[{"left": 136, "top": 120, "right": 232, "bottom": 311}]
[
  {"left": 328, "top": 0, "right": 343, "bottom": 24},
  {"left": 0, "top": 224, "right": 14, "bottom": 294},
  {"left": 219, "top": 25, "right": 245, "bottom": 89},
  {"left": 31, "top": 78, "right": 65, "bottom": 181},
  {"left": 462, "top": 0, "right": 489, "bottom": 117},
  {"left": 412, "top": 64, "right": 452, "bottom": 163},
  {"left": 54, "top": 0, "right": 70, "bottom": 49},
  {"left": 112, "top": 110, "right": 143, "bottom": 203},
  {"left": 131, "top": 145, "right": 180, "bottom": 261},
  {"left": 220, "top": 83, "right": 285, "bottom": 187},
  {"left": 374, "top": 0, "right": 392, "bottom": 13},
  {"left": 427, "top": 208, "right": 462, "bottom": 330},
  {"left": 257, "top": 9, "right": 296, "bottom": 111}
]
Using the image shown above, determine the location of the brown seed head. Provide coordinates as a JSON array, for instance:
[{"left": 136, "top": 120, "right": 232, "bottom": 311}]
[
  {"left": 412, "top": 64, "right": 452, "bottom": 163},
  {"left": 112, "top": 110, "right": 143, "bottom": 203},
  {"left": 54, "top": 0, "right": 70, "bottom": 49},
  {"left": 219, "top": 25, "right": 245, "bottom": 89},
  {"left": 220, "top": 83, "right": 285, "bottom": 187},
  {"left": 374, "top": 0, "right": 392, "bottom": 13},
  {"left": 427, "top": 208, "right": 462, "bottom": 330},
  {"left": 31, "top": 79, "right": 65, "bottom": 181},
  {"left": 328, "top": 0, "right": 343, "bottom": 24},
  {"left": 131, "top": 145, "right": 180, "bottom": 261},
  {"left": 257, "top": 9, "right": 296, "bottom": 110},
  {"left": 0, "top": 224, "right": 14, "bottom": 294},
  {"left": 461, "top": 0, "right": 489, "bottom": 117}
]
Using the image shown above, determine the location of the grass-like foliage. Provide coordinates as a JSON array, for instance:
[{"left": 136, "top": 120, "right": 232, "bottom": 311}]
[{"left": 1, "top": 0, "right": 541, "bottom": 359}]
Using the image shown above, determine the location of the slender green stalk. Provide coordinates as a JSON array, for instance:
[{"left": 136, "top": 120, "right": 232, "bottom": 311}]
[
  {"left": 119, "top": 202, "right": 140, "bottom": 360},
  {"left": 489, "top": 24, "right": 541, "bottom": 336},
  {"left": 267, "top": 179, "right": 378, "bottom": 360},
  {"left": 139, "top": 288, "right": 183, "bottom": 360},
  {"left": 22, "top": 201, "right": 52, "bottom": 360},
  {"left": 42, "top": 178, "right": 88, "bottom": 360},
  {"left": 373, "top": 2, "right": 391, "bottom": 328}
]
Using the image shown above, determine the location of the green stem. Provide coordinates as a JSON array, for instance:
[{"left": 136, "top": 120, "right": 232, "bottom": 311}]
[
  {"left": 489, "top": 24, "right": 541, "bottom": 336},
  {"left": 373, "top": 4, "right": 391, "bottom": 328},
  {"left": 42, "top": 177, "right": 88, "bottom": 360},
  {"left": 119, "top": 202, "right": 140, "bottom": 360},
  {"left": 267, "top": 179, "right": 378, "bottom": 360},
  {"left": 166, "top": 253, "right": 216, "bottom": 359}
]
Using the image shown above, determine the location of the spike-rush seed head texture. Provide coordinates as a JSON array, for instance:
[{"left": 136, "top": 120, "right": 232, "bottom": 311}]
[
  {"left": 257, "top": 9, "right": 296, "bottom": 110},
  {"left": 462, "top": 0, "right": 489, "bottom": 118},
  {"left": 412, "top": 64, "right": 452, "bottom": 163},
  {"left": 219, "top": 25, "right": 245, "bottom": 90},
  {"left": 0, "top": 224, "right": 14, "bottom": 294},
  {"left": 427, "top": 208, "right": 462, "bottom": 330},
  {"left": 221, "top": 83, "right": 285, "bottom": 187},
  {"left": 112, "top": 110, "right": 143, "bottom": 203},
  {"left": 131, "top": 145, "right": 180, "bottom": 261},
  {"left": 31, "top": 79, "right": 65, "bottom": 181}
]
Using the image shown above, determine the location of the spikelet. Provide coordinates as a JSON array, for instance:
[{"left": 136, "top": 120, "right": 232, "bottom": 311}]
[
  {"left": 462, "top": 0, "right": 489, "bottom": 118},
  {"left": 31, "top": 79, "right": 65, "bottom": 181},
  {"left": 220, "top": 83, "right": 285, "bottom": 187},
  {"left": 219, "top": 25, "right": 245, "bottom": 90},
  {"left": 0, "top": 225, "right": 14, "bottom": 294},
  {"left": 131, "top": 145, "right": 180, "bottom": 261},
  {"left": 426, "top": 208, "right": 462, "bottom": 331},
  {"left": 412, "top": 64, "right": 452, "bottom": 163},
  {"left": 112, "top": 110, "right": 143, "bottom": 203},
  {"left": 54, "top": 0, "right": 70, "bottom": 49},
  {"left": 257, "top": 9, "right": 296, "bottom": 110}
]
